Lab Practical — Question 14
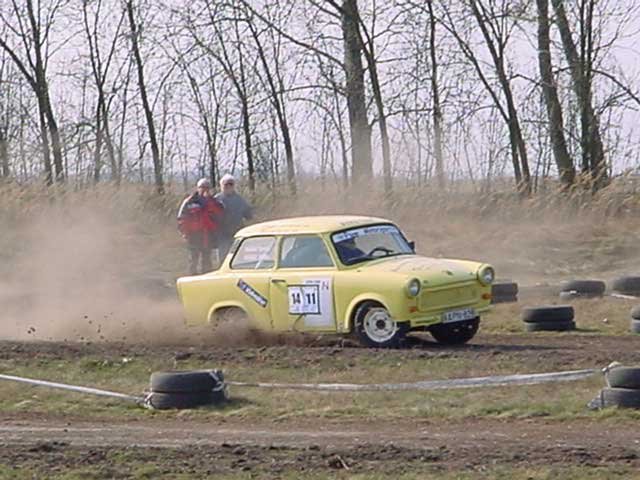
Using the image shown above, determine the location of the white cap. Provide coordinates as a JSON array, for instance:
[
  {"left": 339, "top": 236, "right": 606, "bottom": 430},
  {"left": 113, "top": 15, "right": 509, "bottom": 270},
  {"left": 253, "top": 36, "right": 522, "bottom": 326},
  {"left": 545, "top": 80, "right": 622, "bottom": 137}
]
[
  {"left": 220, "top": 174, "right": 236, "bottom": 185},
  {"left": 196, "top": 178, "right": 211, "bottom": 188}
]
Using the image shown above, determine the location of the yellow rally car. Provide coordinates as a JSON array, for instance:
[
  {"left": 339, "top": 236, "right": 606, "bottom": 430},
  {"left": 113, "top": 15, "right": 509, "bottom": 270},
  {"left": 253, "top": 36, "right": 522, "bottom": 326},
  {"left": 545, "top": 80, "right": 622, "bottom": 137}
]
[{"left": 177, "top": 215, "right": 494, "bottom": 347}]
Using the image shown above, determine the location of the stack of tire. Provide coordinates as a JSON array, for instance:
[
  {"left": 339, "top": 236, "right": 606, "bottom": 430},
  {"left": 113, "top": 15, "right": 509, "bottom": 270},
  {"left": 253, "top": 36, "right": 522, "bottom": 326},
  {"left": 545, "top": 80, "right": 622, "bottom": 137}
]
[
  {"left": 592, "top": 366, "right": 640, "bottom": 409},
  {"left": 491, "top": 280, "right": 518, "bottom": 304},
  {"left": 611, "top": 276, "right": 640, "bottom": 297},
  {"left": 521, "top": 305, "right": 576, "bottom": 332},
  {"left": 630, "top": 306, "right": 640, "bottom": 334},
  {"left": 146, "top": 369, "right": 228, "bottom": 410},
  {"left": 559, "top": 280, "right": 605, "bottom": 300}
]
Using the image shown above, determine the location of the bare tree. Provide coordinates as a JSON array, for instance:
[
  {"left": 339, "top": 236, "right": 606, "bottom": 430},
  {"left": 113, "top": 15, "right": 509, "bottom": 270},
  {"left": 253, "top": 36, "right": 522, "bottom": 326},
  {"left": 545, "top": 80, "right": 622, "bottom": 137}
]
[
  {"left": 467, "top": 0, "right": 531, "bottom": 192},
  {"left": 535, "top": 0, "right": 574, "bottom": 185},
  {"left": 186, "top": 3, "right": 258, "bottom": 193},
  {"left": 340, "top": 0, "right": 372, "bottom": 186},
  {"left": 0, "top": 0, "right": 68, "bottom": 184},
  {"left": 125, "top": 0, "right": 164, "bottom": 194},
  {"left": 551, "top": 0, "right": 606, "bottom": 186},
  {"left": 326, "top": 0, "right": 393, "bottom": 193},
  {"left": 82, "top": 0, "right": 123, "bottom": 183},
  {"left": 437, "top": 1, "right": 530, "bottom": 191},
  {"left": 426, "top": 0, "right": 445, "bottom": 188},
  {"left": 243, "top": 3, "right": 297, "bottom": 196},
  {"left": 0, "top": 46, "right": 11, "bottom": 179}
]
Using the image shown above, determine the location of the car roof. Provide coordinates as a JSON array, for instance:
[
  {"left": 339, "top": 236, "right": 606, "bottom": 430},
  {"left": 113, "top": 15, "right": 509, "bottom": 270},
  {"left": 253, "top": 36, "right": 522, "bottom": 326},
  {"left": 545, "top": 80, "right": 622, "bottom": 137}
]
[{"left": 236, "top": 215, "right": 393, "bottom": 236}]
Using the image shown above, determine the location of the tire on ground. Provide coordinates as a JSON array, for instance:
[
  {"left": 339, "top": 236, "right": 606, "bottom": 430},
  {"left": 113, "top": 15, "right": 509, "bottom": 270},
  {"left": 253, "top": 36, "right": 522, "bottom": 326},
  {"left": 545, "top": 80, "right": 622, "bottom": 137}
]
[
  {"left": 521, "top": 305, "right": 574, "bottom": 323},
  {"left": 147, "top": 390, "right": 226, "bottom": 410},
  {"left": 606, "top": 367, "right": 640, "bottom": 389},
  {"left": 429, "top": 318, "right": 480, "bottom": 345},
  {"left": 492, "top": 281, "right": 518, "bottom": 296},
  {"left": 559, "top": 280, "right": 605, "bottom": 298},
  {"left": 599, "top": 387, "right": 640, "bottom": 409},
  {"left": 524, "top": 320, "right": 576, "bottom": 332},
  {"left": 491, "top": 295, "right": 518, "bottom": 304},
  {"left": 150, "top": 370, "right": 224, "bottom": 394},
  {"left": 630, "top": 319, "right": 640, "bottom": 334},
  {"left": 611, "top": 276, "right": 640, "bottom": 295},
  {"left": 630, "top": 306, "right": 640, "bottom": 321}
]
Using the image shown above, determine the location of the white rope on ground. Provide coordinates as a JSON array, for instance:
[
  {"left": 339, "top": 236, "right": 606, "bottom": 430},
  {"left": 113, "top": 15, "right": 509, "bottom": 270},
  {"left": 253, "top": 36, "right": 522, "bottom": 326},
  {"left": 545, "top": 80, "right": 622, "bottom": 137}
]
[
  {"left": 0, "top": 368, "right": 600, "bottom": 399},
  {"left": 608, "top": 293, "right": 639, "bottom": 300},
  {"left": 226, "top": 368, "right": 599, "bottom": 392},
  {"left": 0, "top": 373, "right": 142, "bottom": 404}
]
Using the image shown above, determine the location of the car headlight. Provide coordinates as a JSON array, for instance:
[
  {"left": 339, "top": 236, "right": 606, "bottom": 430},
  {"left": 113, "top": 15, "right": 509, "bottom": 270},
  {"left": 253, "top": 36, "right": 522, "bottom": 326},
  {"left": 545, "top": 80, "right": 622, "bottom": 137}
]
[
  {"left": 406, "top": 278, "right": 421, "bottom": 297},
  {"left": 478, "top": 266, "right": 495, "bottom": 285}
]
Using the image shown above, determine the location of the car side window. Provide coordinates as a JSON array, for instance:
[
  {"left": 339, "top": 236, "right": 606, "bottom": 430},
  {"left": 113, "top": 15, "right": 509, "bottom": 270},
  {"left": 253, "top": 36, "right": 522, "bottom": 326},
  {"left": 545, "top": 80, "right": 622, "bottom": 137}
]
[
  {"left": 231, "top": 236, "right": 276, "bottom": 270},
  {"left": 279, "top": 235, "right": 334, "bottom": 268}
]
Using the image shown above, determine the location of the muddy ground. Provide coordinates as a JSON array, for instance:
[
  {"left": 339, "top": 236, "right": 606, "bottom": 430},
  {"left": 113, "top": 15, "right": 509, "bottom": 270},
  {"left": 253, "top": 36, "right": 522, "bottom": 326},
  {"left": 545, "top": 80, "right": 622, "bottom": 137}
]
[
  {"left": 2, "top": 333, "right": 640, "bottom": 478},
  {"left": 2, "top": 417, "right": 640, "bottom": 477},
  {"left": 2, "top": 330, "right": 639, "bottom": 373}
]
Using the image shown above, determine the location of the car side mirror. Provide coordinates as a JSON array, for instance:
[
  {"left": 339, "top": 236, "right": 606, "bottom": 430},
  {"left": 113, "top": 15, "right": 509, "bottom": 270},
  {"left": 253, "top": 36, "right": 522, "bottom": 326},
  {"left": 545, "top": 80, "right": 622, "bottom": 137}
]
[{"left": 409, "top": 241, "right": 416, "bottom": 252}]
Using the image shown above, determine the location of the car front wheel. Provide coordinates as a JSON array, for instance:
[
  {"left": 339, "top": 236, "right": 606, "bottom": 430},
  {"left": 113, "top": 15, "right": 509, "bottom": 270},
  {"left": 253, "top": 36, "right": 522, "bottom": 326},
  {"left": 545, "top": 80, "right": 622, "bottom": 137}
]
[
  {"left": 354, "top": 302, "right": 407, "bottom": 348},
  {"left": 429, "top": 318, "right": 479, "bottom": 345}
]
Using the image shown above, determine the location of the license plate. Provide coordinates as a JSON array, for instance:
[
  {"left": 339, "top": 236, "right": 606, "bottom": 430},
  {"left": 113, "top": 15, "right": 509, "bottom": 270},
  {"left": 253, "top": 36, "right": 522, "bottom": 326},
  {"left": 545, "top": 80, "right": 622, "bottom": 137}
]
[{"left": 441, "top": 308, "right": 476, "bottom": 324}]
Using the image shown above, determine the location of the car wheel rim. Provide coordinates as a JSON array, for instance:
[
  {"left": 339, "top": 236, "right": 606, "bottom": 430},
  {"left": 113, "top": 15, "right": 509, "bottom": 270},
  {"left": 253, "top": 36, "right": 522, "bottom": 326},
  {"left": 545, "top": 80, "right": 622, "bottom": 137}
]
[{"left": 363, "top": 308, "right": 397, "bottom": 343}]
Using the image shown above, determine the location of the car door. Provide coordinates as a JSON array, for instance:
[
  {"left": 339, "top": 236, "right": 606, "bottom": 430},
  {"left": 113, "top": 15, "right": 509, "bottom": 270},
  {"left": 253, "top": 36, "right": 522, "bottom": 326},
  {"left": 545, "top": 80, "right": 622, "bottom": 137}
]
[
  {"left": 269, "top": 235, "right": 337, "bottom": 332},
  {"left": 227, "top": 235, "right": 277, "bottom": 330}
]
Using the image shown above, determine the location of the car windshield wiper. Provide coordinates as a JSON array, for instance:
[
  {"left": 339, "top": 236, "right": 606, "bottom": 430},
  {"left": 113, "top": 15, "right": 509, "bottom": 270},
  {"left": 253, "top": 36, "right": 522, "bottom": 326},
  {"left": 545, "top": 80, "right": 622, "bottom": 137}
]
[{"left": 346, "top": 249, "right": 405, "bottom": 265}]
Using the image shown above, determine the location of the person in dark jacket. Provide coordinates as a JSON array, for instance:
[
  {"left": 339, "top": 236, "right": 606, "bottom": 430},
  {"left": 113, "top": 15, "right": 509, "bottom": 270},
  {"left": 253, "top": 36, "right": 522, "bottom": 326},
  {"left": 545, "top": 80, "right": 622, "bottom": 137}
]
[
  {"left": 214, "top": 174, "right": 253, "bottom": 261},
  {"left": 177, "top": 178, "right": 224, "bottom": 275}
]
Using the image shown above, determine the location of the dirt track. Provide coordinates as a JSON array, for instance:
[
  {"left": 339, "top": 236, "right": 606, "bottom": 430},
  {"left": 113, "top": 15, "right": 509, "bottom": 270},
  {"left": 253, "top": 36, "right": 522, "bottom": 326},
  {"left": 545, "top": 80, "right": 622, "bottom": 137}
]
[
  {"left": 3, "top": 331, "right": 640, "bottom": 370},
  {"left": 2, "top": 417, "right": 640, "bottom": 475},
  {"left": 3, "top": 333, "right": 640, "bottom": 477}
]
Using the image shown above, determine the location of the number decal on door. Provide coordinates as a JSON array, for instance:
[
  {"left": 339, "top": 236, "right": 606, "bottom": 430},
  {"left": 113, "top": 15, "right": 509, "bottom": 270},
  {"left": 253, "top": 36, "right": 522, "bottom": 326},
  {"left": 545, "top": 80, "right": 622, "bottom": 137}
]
[
  {"left": 288, "top": 285, "right": 320, "bottom": 315},
  {"left": 286, "top": 278, "right": 334, "bottom": 328}
]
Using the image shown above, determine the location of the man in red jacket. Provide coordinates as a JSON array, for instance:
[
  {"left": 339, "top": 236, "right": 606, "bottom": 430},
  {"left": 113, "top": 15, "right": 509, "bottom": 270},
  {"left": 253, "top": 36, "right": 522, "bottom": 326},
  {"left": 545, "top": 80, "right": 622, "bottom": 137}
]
[{"left": 177, "top": 178, "right": 224, "bottom": 275}]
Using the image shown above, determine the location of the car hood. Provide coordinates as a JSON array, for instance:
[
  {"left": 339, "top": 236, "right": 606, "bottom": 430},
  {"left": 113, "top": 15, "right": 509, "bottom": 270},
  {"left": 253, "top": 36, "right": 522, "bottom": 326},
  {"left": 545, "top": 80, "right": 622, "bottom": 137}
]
[{"left": 356, "top": 255, "right": 483, "bottom": 285}]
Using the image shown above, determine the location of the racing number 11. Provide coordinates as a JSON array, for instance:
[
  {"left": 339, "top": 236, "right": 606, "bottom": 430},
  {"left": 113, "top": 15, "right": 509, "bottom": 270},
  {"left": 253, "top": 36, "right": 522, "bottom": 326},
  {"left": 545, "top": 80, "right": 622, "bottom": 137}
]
[{"left": 305, "top": 291, "right": 316, "bottom": 305}]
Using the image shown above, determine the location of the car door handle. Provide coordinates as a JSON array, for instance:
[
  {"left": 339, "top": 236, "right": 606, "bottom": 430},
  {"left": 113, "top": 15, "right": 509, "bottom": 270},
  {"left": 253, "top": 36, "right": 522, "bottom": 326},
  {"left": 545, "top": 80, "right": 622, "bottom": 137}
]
[{"left": 271, "top": 278, "right": 286, "bottom": 284}]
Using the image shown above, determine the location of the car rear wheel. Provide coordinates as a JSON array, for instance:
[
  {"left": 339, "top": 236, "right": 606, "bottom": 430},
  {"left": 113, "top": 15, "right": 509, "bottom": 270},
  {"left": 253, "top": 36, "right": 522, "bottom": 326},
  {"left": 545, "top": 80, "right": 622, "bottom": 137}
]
[
  {"left": 354, "top": 302, "right": 407, "bottom": 348},
  {"left": 429, "top": 318, "right": 479, "bottom": 345}
]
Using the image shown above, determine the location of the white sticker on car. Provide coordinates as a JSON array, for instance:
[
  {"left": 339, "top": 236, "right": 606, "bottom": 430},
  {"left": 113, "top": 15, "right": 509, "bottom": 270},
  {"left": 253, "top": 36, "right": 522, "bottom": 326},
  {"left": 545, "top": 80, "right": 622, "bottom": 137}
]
[
  {"left": 287, "top": 277, "right": 334, "bottom": 327},
  {"left": 288, "top": 285, "right": 321, "bottom": 315},
  {"left": 332, "top": 225, "right": 399, "bottom": 243},
  {"left": 237, "top": 279, "right": 268, "bottom": 307}
]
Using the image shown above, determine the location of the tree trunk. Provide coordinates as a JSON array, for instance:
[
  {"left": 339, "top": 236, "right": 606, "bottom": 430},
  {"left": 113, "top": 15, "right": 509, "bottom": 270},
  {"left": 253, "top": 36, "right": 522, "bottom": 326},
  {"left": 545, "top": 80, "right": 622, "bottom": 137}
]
[
  {"left": 37, "top": 106, "right": 53, "bottom": 185},
  {"left": 351, "top": 13, "right": 392, "bottom": 194},
  {"left": 536, "top": 0, "right": 574, "bottom": 186},
  {"left": 341, "top": 0, "right": 372, "bottom": 186},
  {"left": 43, "top": 93, "right": 64, "bottom": 182},
  {"left": 427, "top": 0, "right": 445, "bottom": 189},
  {"left": 234, "top": 23, "right": 255, "bottom": 195},
  {"left": 239, "top": 97, "right": 255, "bottom": 194},
  {"left": 551, "top": 0, "right": 606, "bottom": 186},
  {"left": 126, "top": 0, "right": 164, "bottom": 194},
  {"left": 0, "top": 127, "right": 8, "bottom": 178},
  {"left": 24, "top": 0, "right": 64, "bottom": 183}
]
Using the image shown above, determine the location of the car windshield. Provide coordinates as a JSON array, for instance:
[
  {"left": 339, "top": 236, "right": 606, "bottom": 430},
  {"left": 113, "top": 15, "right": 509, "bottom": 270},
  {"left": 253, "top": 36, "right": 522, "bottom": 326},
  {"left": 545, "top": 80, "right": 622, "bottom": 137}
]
[{"left": 331, "top": 224, "right": 413, "bottom": 265}]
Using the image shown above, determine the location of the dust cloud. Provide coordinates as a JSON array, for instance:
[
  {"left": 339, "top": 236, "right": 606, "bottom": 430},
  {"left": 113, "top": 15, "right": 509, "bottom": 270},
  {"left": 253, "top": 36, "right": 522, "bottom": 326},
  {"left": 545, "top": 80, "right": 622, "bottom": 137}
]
[{"left": 0, "top": 190, "right": 197, "bottom": 345}]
